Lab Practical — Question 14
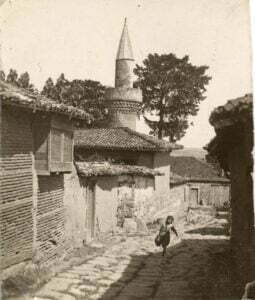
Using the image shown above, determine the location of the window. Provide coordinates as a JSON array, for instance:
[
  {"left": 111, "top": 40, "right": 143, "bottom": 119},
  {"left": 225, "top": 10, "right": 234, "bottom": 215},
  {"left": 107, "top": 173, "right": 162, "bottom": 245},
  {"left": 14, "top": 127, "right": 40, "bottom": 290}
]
[
  {"left": 33, "top": 115, "right": 73, "bottom": 175},
  {"left": 63, "top": 131, "right": 73, "bottom": 162},
  {"left": 33, "top": 116, "right": 50, "bottom": 173},
  {"left": 50, "top": 128, "right": 73, "bottom": 172},
  {"left": 51, "top": 128, "right": 62, "bottom": 162},
  {"left": 189, "top": 186, "right": 200, "bottom": 206}
]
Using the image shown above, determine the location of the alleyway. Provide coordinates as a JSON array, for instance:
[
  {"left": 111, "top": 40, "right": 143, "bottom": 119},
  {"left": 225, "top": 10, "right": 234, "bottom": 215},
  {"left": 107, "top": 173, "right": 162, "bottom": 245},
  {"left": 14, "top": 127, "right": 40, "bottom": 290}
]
[{"left": 17, "top": 214, "right": 237, "bottom": 300}]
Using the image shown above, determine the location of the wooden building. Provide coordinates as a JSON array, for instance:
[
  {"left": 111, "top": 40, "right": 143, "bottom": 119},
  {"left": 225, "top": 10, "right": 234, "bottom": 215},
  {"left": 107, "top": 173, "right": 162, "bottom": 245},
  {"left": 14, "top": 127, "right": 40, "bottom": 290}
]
[
  {"left": 0, "top": 80, "right": 88, "bottom": 270},
  {"left": 169, "top": 156, "right": 230, "bottom": 208}
]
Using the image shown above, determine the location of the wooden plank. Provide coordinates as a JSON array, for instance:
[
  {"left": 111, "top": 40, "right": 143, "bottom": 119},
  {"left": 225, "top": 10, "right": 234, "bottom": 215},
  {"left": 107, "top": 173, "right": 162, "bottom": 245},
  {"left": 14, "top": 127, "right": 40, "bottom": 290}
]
[
  {"left": 36, "top": 207, "right": 64, "bottom": 220},
  {"left": 0, "top": 198, "right": 32, "bottom": 210}
]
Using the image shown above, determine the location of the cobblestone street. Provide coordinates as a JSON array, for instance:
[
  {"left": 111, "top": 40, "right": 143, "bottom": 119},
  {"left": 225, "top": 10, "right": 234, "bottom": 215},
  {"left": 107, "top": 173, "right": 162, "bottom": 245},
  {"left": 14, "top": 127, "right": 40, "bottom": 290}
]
[{"left": 15, "top": 214, "right": 236, "bottom": 300}]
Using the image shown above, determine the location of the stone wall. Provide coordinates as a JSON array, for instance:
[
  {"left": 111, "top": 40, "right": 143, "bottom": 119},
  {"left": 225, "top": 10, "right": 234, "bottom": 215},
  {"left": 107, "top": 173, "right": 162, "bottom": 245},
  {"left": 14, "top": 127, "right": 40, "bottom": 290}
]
[
  {"left": 64, "top": 172, "right": 118, "bottom": 242},
  {"left": 63, "top": 172, "right": 159, "bottom": 238},
  {"left": 168, "top": 184, "right": 188, "bottom": 221},
  {"left": 133, "top": 176, "right": 155, "bottom": 221},
  {"left": 64, "top": 168, "right": 87, "bottom": 249},
  {"left": 96, "top": 177, "right": 118, "bottom": 234},
  {"left": 153, "top": 152, "right": 171, "bottom": 196}
]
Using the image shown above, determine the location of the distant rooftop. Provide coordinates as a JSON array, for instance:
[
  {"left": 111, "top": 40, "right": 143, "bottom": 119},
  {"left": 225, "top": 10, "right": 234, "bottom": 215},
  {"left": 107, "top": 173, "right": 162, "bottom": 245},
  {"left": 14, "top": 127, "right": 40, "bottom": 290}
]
[
  {"left": 171, "top": 147, "right": 207, "bottom": 161},
  {"left": 170, "top": 156, "right": 229, "bottom": 183}
]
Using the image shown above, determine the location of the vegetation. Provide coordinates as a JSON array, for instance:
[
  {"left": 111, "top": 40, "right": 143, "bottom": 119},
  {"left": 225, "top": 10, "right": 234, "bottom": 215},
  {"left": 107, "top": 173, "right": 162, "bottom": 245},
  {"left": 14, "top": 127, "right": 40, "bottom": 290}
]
[
  {"left": 1, "top": 69, "right": 35, "bottom": 91},
  {"left": 41, "top": 74, "right": 107, "bottom": 126},
  {"left": 134, "top": 53, "right": 211, "bottom": 142}
]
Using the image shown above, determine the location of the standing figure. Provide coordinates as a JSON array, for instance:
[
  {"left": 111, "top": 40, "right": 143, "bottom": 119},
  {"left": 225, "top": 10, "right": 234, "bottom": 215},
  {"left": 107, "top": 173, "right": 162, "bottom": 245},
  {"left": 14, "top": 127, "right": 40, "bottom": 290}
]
[{"left": 159, "top": 215, "right": 178, "bottom": 256}]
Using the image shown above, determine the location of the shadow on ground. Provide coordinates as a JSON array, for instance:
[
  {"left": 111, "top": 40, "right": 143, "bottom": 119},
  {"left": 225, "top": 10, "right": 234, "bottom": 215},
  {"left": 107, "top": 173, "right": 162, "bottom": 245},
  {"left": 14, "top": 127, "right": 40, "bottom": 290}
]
[
  {"left": 95, "top": 227, "right": 244, "bottom": 300},
  {"left": 185, "top": 226, "right": 228, "bottom": 236}
]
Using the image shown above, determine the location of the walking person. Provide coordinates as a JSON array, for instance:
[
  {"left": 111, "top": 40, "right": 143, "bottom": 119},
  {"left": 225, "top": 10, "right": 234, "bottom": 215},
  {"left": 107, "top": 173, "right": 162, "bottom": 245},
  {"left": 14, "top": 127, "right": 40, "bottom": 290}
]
[{"left": 158, "top": 215, "right": 179, "bottom": 256}]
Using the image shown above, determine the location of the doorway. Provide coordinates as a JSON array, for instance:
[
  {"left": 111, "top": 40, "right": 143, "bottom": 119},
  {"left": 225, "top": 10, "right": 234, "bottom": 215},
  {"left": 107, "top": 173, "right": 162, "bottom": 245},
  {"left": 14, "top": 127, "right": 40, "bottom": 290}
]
[
  {"left": 189, "top": 187, "right": 199, "bottom": 206},
  {"left": 86, "top": 182, "right": 96, "bottom": 241}
]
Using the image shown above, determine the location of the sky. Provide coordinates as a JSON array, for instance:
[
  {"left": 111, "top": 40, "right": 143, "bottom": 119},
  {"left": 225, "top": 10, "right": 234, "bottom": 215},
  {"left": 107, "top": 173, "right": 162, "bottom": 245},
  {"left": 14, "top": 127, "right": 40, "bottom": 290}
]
[{"left": 0, "top": 0, "right": 253, "bottom": 148}]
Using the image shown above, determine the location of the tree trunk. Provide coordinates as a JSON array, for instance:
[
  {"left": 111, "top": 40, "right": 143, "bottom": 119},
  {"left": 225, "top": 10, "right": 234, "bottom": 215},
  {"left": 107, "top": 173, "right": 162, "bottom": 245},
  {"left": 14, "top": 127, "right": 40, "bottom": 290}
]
[
  {"left": 158, "top": 98, "right": 164, "bottom": 140},
  {"left": 169, "top": 133, "right": 174, "bottom": 143}
]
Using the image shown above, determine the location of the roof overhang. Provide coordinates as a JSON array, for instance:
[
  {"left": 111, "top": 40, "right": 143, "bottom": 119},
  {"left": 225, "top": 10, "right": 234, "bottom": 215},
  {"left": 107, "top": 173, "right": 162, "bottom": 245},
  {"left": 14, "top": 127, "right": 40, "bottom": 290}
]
[
  {"left": 75, "top": 162, "right": 163, "bottom": 178},
  {"left": 0, "top": 80, "right": 89, "bottom": 121}
]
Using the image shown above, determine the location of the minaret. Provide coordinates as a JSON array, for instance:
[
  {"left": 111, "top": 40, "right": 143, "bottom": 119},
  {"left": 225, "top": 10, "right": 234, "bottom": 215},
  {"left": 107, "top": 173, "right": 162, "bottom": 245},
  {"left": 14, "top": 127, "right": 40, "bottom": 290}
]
[{"left": 105, "top": 19, "right": 142, "bottom": 130}]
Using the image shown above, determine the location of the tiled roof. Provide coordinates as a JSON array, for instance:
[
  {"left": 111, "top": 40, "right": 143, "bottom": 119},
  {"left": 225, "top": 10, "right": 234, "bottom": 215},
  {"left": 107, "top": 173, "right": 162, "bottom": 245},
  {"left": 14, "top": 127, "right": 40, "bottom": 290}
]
[
  {"left": 170, "top": 172, "right": 187, "bottom": 184},
  {"left": 209, "top": 94, "right": 253, "bottom": 129},
  {"left": 169, "top": 156, "right": 229, "bottom": 183},
  {"left": 0, "top": 80, "right": 90, "bottom": 120},
  {"left": 76, "top": 162, "right": 162, "bottom": 177},
  {"left": 75, "top": 127, "right": 181, "bottom": 152}
]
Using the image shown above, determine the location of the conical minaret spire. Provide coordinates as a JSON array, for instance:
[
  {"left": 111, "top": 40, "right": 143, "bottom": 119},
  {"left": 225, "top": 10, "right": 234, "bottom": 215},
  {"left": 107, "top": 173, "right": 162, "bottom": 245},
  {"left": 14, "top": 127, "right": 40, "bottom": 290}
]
[
  {"left": 115, "top": 18, "right": 135, "bottom": 88},
  {"left": 116, "top": 18, "right": 134, "bottom": 60}
]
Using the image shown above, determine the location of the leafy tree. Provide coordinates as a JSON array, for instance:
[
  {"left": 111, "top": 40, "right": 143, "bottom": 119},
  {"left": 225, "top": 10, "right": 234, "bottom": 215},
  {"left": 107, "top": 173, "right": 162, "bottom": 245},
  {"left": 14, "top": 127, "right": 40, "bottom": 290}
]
[
  {"left": 41, "top": 77, "right": 55, "bottom": 99},
  {"left": 0, "top": 70, "right": 5, "bottom": 81},
  {"left": 6, "top": 68, "right": 18, "bottom": 86},
  {"left": 134, "top": 53, "right": 211, "bottom": 141},
  {"left": 41, "top": 74, "right": 107, "bottom": 126},
  {"left": 17, "top": 72, "right": 34, "bottom": 91},
  {"left": 4, "top": 69, "right": 35, "bottom": 91}
]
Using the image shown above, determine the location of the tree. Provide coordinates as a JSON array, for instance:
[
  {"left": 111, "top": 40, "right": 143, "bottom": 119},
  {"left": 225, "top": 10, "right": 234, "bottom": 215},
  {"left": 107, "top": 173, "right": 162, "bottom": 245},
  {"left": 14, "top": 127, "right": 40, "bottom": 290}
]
[
  {"left": 6, "top": 68, "right": 18, "bottom": 86},
  {"left": 17, "top": 72, "right": 35, "bottom": 91},
  {"left": 4, "top": 69, "right": 35, "bottom": 91},
  {"left": 0, "top": 70, "right": 5, "bottom": 81},
  {"left": 41, "top": 74, "right": 107, "bottom": 126},
  {"left": 41, "top": 77, "right": 56, "bottom": 99},
  {"left": 134, "top": 53, "right": 211, "bottom": 141}
]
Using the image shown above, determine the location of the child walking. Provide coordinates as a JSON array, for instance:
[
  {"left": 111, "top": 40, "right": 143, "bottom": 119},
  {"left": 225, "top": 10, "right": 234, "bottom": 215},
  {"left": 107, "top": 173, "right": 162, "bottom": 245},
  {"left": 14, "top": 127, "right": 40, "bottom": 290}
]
[{"left": 158, "top": 215, "right": 178, "bottom": 256}]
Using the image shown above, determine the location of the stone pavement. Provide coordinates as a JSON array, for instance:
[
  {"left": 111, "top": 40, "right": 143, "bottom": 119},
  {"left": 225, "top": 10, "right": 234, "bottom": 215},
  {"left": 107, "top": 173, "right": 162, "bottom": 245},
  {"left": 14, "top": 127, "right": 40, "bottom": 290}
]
[{"left": 19, "top": 215, "right": 236, "bottom": 300}]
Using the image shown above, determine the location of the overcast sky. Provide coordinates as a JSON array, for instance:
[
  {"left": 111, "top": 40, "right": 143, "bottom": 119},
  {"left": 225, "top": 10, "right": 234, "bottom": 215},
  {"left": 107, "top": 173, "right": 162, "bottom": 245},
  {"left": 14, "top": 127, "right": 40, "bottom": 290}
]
[{"left": 0, "top": 0, "right": 253, "bottom": 147}]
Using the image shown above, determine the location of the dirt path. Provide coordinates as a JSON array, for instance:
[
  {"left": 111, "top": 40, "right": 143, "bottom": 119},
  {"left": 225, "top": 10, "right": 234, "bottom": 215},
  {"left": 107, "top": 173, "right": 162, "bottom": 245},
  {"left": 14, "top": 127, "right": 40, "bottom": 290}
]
[{"left": 8, "top": 214, "right": 238, "bottom": 300}]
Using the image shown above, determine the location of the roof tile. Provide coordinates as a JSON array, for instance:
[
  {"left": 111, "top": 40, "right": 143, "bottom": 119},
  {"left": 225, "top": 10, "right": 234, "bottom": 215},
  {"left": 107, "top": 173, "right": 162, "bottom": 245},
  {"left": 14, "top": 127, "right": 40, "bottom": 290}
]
[{"left": 170, "top": 156, "right": 229, "bottom": 182}]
